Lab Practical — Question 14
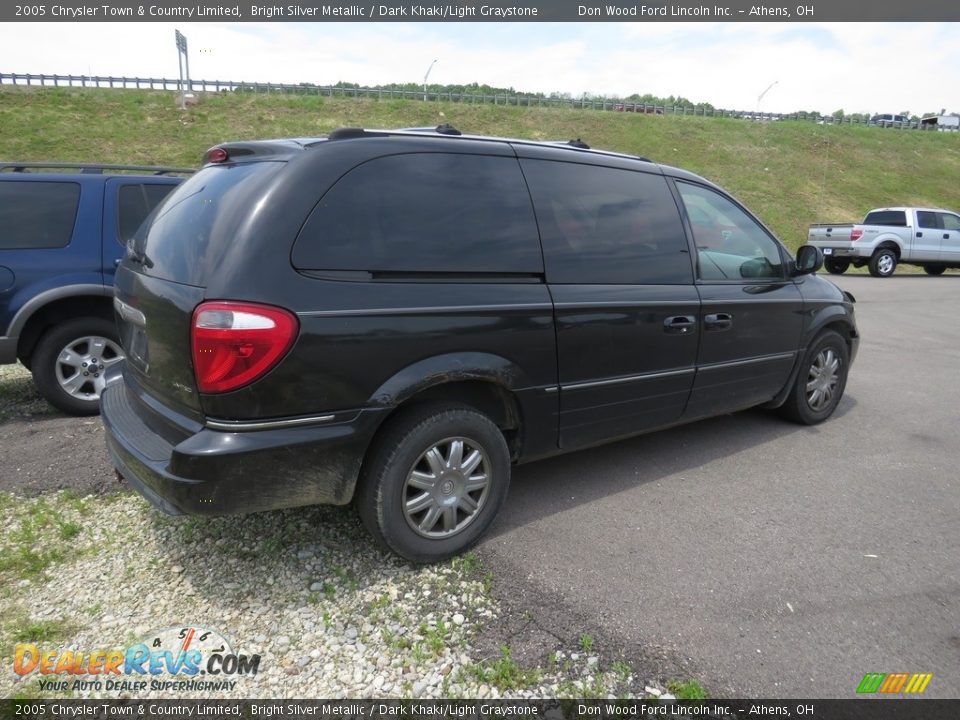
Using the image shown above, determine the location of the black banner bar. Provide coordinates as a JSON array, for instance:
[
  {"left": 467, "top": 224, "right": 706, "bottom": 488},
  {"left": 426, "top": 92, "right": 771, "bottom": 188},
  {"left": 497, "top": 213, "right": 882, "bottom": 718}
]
[
  {"left": 4, "top": 700, "right": 960, "bottom": 720},
  {"left": 4, "top": 1, "right": 960, "bottom": 23}
]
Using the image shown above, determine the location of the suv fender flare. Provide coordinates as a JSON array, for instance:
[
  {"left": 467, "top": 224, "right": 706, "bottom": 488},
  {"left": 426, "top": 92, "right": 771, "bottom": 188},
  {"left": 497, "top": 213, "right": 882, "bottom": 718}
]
[
  {"left": 368, "top": 352, "right": 531, "bottom": 408},
  {"left": 6, "top": 283, "right": 111, "bottom": 338}
]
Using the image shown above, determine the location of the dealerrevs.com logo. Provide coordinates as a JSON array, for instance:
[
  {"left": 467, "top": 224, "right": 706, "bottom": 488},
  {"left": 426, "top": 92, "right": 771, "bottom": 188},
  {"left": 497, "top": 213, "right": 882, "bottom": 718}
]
[{"left": 13, "top": 625, "right": 261, "bottom": 694}]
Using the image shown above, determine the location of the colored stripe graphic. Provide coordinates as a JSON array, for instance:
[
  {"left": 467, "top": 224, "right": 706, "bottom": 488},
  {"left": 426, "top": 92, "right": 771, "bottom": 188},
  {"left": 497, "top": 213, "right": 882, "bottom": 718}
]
[
  {"left": 857, "top": 672, "right": 932, "bottom": 694},
  {"left": 904, "top": 673, "right": 933, "bottom": 694},
  {"left": 857, "top": 673, "right": 886, "bottom": 693}
]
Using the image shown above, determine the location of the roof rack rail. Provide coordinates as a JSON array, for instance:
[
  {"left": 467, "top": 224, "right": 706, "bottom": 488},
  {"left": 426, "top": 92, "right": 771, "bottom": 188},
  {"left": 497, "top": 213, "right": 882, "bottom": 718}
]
[
  {"left": 0, "top": 162, "right": 195, "bottom": 175},
  {"left": 435, "top": 123, "right": 462, "bottom": 136}
]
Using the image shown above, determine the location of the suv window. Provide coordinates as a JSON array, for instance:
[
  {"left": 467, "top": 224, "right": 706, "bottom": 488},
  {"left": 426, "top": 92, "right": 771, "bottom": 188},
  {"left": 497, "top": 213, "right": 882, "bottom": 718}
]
[
  {"left": 864, "top": 210, "right": 907, "bottom": 227},
  {"left": 0, "top": 181, "right": 80, "bottom": 249},
  {"left": 117, "top": 183, "right": 177, "bottom": 244},
  {"left": 293, "top": 153, "right": 542, "bottom": 274},
  {"left": 676, "top": 182, "right": 784, "bottom": 281},
  {"left": 917, "top": 211, "right": 939, "bottom": 229},
  {"left": 939, "top": 213, "right": 960, "bottom": 232},
  {"left": 520, "top": 160, "right": 691, "bottom": 284}
]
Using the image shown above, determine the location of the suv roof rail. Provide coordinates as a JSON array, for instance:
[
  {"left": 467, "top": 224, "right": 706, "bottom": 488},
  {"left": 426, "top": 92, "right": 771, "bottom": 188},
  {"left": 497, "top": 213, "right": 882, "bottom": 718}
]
[{"left": 0, "top": 162, "right": 195, "bottom": 176}]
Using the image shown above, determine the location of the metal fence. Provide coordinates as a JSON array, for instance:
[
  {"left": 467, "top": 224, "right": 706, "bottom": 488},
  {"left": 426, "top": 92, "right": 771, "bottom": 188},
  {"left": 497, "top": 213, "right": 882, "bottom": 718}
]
[{"left": 0, "top": 72, "right": 925, "bottom": 128}]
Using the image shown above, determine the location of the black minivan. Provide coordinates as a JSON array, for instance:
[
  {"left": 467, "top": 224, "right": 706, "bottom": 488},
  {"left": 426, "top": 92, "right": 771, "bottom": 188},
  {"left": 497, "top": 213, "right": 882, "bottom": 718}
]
[{"left": 102, "top": 127, "right": 858, "bottom": 562}]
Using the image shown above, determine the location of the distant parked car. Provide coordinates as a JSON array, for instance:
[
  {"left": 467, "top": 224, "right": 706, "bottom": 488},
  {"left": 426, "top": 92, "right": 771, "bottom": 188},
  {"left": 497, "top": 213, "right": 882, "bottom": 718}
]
[
  {"left": 808, "top": 207, "right": 960, "bottom": 277},
  {"left": 871, "top": 113, "right": 910, "bottom": 128},
  {"left": 0, "top": 162, "right": 192, "bottom": 414}
]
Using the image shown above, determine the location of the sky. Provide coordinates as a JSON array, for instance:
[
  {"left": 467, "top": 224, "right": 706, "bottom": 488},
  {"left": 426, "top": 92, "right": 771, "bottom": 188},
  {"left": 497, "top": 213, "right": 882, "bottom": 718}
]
[{"left": 5, "top": 22, "right": 959, "bottom": 115}]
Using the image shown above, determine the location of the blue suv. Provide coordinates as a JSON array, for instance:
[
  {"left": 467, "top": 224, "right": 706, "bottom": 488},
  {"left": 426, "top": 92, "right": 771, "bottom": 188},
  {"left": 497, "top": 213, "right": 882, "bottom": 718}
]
[{"left": 0, "top": 162, "right": 191, "bottom": 415}]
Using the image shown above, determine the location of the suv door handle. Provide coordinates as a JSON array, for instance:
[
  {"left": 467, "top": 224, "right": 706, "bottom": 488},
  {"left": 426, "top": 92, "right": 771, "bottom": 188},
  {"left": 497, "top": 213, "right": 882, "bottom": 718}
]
[
  {"left": 704, "top": 312, "right": 733, "bottom": 331},
  {"left": 663, "top": 315, "right": 697, "bottom": 334},
  {"left": 916, "top": 231, "right": 923, "bottom": 237},
  {"left": 945, "top": 234, "right": 951, "bottom": 240}
]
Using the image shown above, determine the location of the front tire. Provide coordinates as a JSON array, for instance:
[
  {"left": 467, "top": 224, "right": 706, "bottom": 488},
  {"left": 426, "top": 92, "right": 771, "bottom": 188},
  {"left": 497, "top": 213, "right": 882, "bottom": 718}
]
[
  {"left": 824, "top": 257, "right": 850, "bottom": 275},
  {"left": 356, "top": 403, "right": 511, "bottom": 563},
  {"left": 868, "top": 248, "right": 897, "bottom": 277},
  {"left": 778, "top": 330, "right": 850, "bottom": 425},
  {"left": 31, "top": 317, "right": 123, "bottom": 416},
  {"left": 924, "top": 264, "right": 946, "bottom": 276}
]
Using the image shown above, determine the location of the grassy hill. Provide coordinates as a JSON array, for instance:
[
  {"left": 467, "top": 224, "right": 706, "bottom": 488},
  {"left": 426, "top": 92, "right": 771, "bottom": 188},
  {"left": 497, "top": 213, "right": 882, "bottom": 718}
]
[{"left": 2, "top": 87, "right": 959, "bottom": 250}]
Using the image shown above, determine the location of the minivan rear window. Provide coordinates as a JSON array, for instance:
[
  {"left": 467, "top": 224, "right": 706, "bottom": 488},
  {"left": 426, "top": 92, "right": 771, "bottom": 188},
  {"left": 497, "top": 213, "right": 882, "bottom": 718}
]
[
  {"left": 292, "top": 153, "right": 543, "bottom": 275},
  {"left": 0, "top": 181, "right": 80, "bottom": 250},
  {"left": 137, "top": 162, "right": 283, "bottom": 286},
  {"left": 864, "top": 210, "right": 907, "bottom": 227}
]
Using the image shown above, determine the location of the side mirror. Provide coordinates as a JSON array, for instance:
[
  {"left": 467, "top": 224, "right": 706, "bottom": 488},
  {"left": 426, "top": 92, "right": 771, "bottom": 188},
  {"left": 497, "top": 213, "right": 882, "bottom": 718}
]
[{"left": 793, "top": 245, "right": 823, "bottom": 276}]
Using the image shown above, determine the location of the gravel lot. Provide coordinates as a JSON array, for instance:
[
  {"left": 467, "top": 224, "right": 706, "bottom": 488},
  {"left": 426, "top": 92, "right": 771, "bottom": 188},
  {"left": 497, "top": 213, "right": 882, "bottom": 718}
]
[{"left": 0, "top": 364, "right": 681, "bottom": 700}]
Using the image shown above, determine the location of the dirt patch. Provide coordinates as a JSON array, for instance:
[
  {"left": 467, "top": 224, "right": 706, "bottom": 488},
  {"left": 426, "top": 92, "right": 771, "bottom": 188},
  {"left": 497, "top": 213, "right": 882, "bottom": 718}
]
[{"left": 0, "top": 364, "right": 123, "bottom": 496}]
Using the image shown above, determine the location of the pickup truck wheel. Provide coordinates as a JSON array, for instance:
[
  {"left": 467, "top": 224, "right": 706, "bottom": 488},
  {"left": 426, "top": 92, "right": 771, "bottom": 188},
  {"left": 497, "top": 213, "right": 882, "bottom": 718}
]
[
  {"left": 824, "top": 258, "right": 850, "bottom": 275},
  {"left": 31, "top": 317, "right": 123, "bottom": 416},
  {"left": 778, "top": 330, "right": 849, "bottom": 425},
  {"left": 356, "top": 403, "right": 510, "bottom": 563},
  {"left": 924, "top": 264, "right": 946, "bottom": 276},
  {"left": 868, "top": 248, "right": 897, "bottom": 277}
]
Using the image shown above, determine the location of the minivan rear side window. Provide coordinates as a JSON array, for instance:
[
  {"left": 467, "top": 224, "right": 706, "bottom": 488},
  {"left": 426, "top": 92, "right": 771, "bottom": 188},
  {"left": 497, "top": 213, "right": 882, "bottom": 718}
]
[
  {"left": 0, "top": 181, "right": 80, "bottom": 249},
  {"left": 520, "top": 160, "right": 692, "bottom": 284},
  {"left": 293, "top": 153, "right": 542, "bottom": 275},
  {"left": 864, "top": 210, "right": 907, "bottom": 227}
]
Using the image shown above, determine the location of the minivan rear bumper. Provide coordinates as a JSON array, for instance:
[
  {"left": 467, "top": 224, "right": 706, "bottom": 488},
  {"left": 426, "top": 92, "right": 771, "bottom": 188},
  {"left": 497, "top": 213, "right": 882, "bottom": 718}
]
[{"left": 101, "top": 378, "right": 387, "bottom": 516}]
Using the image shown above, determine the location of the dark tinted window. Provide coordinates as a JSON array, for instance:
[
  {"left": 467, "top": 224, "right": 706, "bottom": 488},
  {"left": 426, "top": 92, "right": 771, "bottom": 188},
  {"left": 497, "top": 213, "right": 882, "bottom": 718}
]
[
  {"left": 864, "top": 210, "right": 907, "bottom": 227},
  {"left": 917, "top": 211, "right": 938, "bottom": 229},
  {"left": 117, "top": 183, "right": 176, "bottom": 244},
  {"left": 140, "top": 162, "right": 283, "bottom": 285},
  {"left": 677, "top": 182, "right": 784, "bottom": 281},
  {"left": 293, "top": 153, "right": 542, "bottom": 274},
  {"left": 520, "top": 160, "right": 691, "bottom": 284},
  {"left": 0, "top": 181, "right": 80, "bottom": 249}
]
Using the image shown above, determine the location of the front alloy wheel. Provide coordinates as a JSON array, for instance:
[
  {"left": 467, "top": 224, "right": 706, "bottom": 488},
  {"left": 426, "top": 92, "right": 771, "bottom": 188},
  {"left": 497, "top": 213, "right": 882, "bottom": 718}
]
[
  {"left": 778, "top": 330, "right": 850, "bottom": 425},
  {"left": 806, "top": 347, "right": 840, "bottom": 412}
]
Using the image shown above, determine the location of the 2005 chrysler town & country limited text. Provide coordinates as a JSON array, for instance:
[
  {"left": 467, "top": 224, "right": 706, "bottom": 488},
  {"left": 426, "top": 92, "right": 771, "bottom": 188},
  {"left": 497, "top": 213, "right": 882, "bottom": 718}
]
[{"left": 102, "top": 127, "right": 859, "bottom": 562}]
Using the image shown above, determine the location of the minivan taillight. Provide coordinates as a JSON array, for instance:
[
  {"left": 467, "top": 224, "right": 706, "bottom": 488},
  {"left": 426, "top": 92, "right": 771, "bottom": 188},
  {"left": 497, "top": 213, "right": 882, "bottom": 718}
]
[
  {"left": 191, "top": 302, "right": 299, "bottom": 394},
  {"left": 850, "top": 228, "right": 864, "bottom": 242}
]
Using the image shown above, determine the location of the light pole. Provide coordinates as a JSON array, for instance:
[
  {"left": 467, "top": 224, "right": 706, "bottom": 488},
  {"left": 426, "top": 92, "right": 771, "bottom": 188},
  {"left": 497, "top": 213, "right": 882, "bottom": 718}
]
[
  {"left": 423, "top": 59, "right": 437, "bottom": 102},
  {"left": 756, "top": 80, "right": 778, "bottom": 120}
]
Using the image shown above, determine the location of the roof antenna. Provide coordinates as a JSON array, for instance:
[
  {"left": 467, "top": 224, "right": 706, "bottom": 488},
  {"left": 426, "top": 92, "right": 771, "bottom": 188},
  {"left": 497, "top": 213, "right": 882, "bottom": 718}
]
[{"left": 568, "top": 138, "right": 590, "bottom": 149}]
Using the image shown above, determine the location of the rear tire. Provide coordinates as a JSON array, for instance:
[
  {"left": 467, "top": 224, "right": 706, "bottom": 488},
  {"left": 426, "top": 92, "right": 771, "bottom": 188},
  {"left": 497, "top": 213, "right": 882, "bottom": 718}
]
[
  {"left": 31, "top": 317, "right": 123, "bottom": 416},
  {"left": 924, "top": 264, "right": 946, "bottom": 276},
  {"left": 868, "top": 248, "right": 897, "bottom": 277},
  {"left": 824, "top": 257, "right": 850, "bottom": 275},
  {"left": 778, "top": 330, "right": 850, "bottom": 425},
  {"left": 356, "top": 403, "right": 511, "bottom": 563}
]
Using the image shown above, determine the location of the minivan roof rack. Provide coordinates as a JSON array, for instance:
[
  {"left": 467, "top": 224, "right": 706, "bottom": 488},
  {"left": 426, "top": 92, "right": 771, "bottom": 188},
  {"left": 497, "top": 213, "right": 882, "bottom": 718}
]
[{"left": 0, "top": 162, "right": 195, "bottom": 175}]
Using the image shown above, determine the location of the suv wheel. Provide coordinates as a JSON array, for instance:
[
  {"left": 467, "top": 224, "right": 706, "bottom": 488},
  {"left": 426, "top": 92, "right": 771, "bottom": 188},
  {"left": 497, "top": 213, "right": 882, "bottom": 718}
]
[
  {"left": 778, "top": 330, "right": 849, "bottom": 425},
  {"left": 824, "top": 257, "right": 850, "bottom": 275},
  {"left": 924, "top": 264, "right": 946, "bottom": 276},
  {"left": 356, "top": 403, "right": 511, "bottom": 563},
  {"left": 868, "top": 248, "right": 897, "bottom": 277},
  {"left": 32, "top": 317, "right": 124, "bottom": 416}
]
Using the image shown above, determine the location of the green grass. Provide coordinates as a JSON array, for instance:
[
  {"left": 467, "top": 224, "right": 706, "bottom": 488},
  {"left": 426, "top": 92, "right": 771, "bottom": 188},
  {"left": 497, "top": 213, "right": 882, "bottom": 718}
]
[
  {"left": 462, "top": 645, "right": 542, "bottom": 692},
  {"left": 667, "top": 678, "right": 709, "bottom": 700},
  {"left": 2, "top": 87, "right": 958, "bottom": 251}
]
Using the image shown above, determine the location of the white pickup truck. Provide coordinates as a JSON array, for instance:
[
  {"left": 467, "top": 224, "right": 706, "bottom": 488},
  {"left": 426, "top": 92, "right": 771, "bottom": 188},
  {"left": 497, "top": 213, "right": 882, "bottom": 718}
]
[{"left": 808, "top": 207, "right": 960, "bottom": 277}]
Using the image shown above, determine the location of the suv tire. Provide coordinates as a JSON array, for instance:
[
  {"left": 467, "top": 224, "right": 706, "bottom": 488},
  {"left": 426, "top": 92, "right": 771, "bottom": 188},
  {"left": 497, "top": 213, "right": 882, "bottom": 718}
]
[
  {"left": 356, "top": 403, "right": 511, "bottom": 563},
  {"left": 924, "top": 264, "right": 946, "bottom": 276},
  {"left": 32, "top": 317, "right": 123, "bottom": 416},
  {"left": 868, "top": 248, "right": 897, "bottom": 277},
  {"left": 778, "top": 330, "right": 850, "bottom": 425},
  {"left": 824, "top": 257, "right": 850, "bottom": 275}
]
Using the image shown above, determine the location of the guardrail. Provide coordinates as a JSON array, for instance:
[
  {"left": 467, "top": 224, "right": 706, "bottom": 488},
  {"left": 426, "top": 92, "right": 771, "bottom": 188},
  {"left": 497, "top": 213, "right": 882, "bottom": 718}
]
[{"left": 0, "top": 72, "right": 924, "bottom": 129}]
